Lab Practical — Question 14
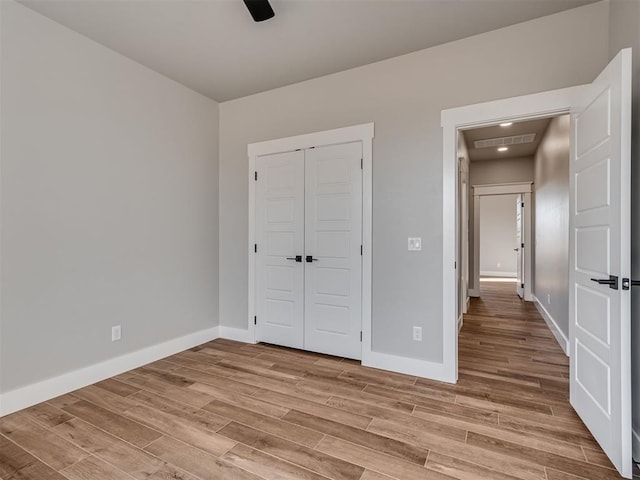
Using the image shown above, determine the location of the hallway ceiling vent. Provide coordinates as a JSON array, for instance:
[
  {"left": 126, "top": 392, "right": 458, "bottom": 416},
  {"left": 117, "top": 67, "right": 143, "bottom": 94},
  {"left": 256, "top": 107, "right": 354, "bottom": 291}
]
[{"left": 474, "top": 133, "right": 536, "bottom": 149}]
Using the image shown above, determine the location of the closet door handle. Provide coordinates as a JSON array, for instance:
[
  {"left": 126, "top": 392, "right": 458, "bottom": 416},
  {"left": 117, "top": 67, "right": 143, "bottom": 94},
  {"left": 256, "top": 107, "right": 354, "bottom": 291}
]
[
  {"left": 306, "top": 256, "right": 318, "bottom": 263},
  {"left": 590, "top": 275, "right": 618, "bottom": 290},
  {"left": 286, "top": 256, "right": 302, "bottom": 262}
]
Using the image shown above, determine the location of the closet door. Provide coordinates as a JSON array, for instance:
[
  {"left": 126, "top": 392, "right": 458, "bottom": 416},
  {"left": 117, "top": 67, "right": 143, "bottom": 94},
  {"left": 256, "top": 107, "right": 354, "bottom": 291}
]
[
  {"left": 255, "top": 150, "right": 305, "bottom": 349},
  {"left": 304, "top": 142, "right": 363, "bottom": 359}
]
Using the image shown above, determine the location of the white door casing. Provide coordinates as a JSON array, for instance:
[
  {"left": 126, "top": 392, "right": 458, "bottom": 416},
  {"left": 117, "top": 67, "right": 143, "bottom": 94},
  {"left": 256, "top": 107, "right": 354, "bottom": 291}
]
[
  {"left": 255, "top": 150, "right": 305, "bottom": 349},
  {"left": 569, "top": 49, "right": 632, "bottom": 478},
  {"left": 470, "top": 183, "right": 532, "bottom": 301},
  {"left": 248, "top": 123, "right": 373, "bottom": 368},
  {"left": 516, "top": 194, "right": 524, "bottom": 299},
  {"left": 304, "top": 143, "right": 363, "bottom": 359}
]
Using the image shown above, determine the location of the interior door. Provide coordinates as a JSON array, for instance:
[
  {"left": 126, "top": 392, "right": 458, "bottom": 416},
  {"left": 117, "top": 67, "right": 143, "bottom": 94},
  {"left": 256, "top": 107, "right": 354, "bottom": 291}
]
[
  {"left": 255, "top": 150, "right": 305, "bottom": 349},
  {"left": 304, "top": 142, "right": 363, "bottom": 359},
  {"left": 515, "top": 194, "right": 524, "bottom": 298},
  {"left": 569, "top": 48, "right": 631, "bottom": 478}
]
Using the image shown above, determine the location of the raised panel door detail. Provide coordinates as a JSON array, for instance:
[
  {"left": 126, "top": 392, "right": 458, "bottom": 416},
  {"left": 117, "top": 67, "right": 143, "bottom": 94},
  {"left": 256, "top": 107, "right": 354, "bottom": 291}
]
[
  {"left": 575, "top": 284, "right": 610, "bottom": 347},
  {"left": 575, "top": 339, "right": 611, "bottom": 416},
  {"left": 255, "top": 150, "right": 305, "bottom": 349},
  {"left": 575, "top": 158, "right": 610, "bottom": 213},
  {"left": 575, "top": 227, "right": 610, "bottom": 276},
  {"left": 575, "top": 88, "right": 610, "bottom": 157},
  {"left": 304, "top": 142, "right": 363, "bottom": 360},
  {"left": 568, "top": 50, "right": 631, "bottom": 477}
]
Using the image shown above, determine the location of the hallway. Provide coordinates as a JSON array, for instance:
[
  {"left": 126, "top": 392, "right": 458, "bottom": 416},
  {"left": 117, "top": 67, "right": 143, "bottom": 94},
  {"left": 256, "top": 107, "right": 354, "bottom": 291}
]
[{"left": 459, "top": 279, "right": 625, "bottom": 479}]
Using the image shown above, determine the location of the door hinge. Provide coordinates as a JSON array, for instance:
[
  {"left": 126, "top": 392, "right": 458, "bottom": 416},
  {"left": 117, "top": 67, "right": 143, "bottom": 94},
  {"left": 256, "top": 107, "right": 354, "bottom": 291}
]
[
  {"left": 521, "top": 243, "right": 524, "bottom": 248},
  {"left": 254, "top": 243, "right": 257, "bottom": 253},
  {"left": 254, "top": 171, "right": 258, "bottom": 181},
  {"left": 521, "top": 283, "right": 524, "bottom": 288},
  {"left": 254, "top": 316, "right": 257, "bottom": 325},
  {"left": 361, "top": 158, "right": 363, "bottom": 169},
  {"left": 454, "top": 261, "right": 457, "bottom": 269},
  {"left": 521, "top": 202, "right": 524, "bottom": 208},
  {"left": 360, "top": 331, "right": 362, "bottom": 342},
  {"left": 360, "top": 245, "right": 363, "bottom": 256}
]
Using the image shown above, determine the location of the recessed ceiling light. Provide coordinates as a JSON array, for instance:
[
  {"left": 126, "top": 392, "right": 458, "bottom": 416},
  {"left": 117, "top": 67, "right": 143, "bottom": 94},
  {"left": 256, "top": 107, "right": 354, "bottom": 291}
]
[
  {"left": 498, "top": 147, "right": 509, "bottom": 152},
  {"left": 500, "top": 122, "right": 513, "bottom": 127}
]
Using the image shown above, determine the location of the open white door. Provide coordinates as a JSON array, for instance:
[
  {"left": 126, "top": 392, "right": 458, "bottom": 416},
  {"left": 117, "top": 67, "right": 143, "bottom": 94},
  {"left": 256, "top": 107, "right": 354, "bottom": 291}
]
[
  {"left": 515, "top": 194, "right": 524, "bottom": 299},
  {"left": 569, "top": 49, "right": 632, "bottom": 478}
]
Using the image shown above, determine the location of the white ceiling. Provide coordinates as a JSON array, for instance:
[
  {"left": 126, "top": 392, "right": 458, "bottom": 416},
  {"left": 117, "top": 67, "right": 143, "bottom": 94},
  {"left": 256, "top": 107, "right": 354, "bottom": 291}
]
[
  {"left": 463, "top": 117, "right": 553, "bottom": 161},
  {"left": 19, "top": 0, "right": 597, "bottom": 102}
]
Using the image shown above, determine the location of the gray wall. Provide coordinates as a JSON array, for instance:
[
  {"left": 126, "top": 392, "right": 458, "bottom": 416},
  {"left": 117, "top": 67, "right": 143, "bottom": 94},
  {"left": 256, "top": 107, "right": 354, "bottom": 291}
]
[
  {"left": 468, "top": 156, "right": 535, "bottom": 292},
  {"left": 0, "top": 1, "right": 220, "bottom": 393},
  {"left": 533, "top": 116, "right": 571, "bottom": 337},
  {"left": 469, "top": 157, "right": 535, "bottom": 186},
  {"left": 219, "top": 2, "right": 609, "bottom": 362},
  {"left": 607, "top": 0, "right": 640, "bottom": 456},
  {"left": 480, "top": 195, "right": 519, "bottom": 276}
]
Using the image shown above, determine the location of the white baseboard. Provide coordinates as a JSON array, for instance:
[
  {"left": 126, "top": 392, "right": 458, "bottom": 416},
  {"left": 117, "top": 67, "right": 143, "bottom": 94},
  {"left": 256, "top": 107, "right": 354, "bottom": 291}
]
[
  {"left": 0, "top": 326, "right": 219, "bottom": 417},
  {"left": 633, "top": 428, "right": 640, "bottom": 461},
  {"left": 533, "top": 295, "right": 569, "bottom": 356},
  {"left": 468, "top": 288, "right": 480, "bottom": 297},
  {"left": 219, "top": 326, "right": 255, "bottom": 344},
  {"left": 458, "top": 314, "right": 464, "bottom": 332},
  {"left": 480, "top": 271, "right": 517, "bottom": 278},
  {"left": 362, "top": 350, "right": 455, "bottom": 384}
]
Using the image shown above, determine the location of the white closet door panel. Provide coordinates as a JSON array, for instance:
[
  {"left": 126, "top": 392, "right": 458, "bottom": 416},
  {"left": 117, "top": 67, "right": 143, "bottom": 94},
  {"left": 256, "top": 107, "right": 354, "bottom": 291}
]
[
  {"left": 304, "top": 142, "right": 362, "bottom": 359},
  {"left": 255, "top": 150, "right": 305, "bottom": 349}
]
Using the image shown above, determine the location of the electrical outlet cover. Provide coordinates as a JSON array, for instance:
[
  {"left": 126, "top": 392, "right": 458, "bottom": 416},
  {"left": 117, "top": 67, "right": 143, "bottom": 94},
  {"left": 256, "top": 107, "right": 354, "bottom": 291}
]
[{"left": 408, "top": 237, "right": 422, "bottom": 251}]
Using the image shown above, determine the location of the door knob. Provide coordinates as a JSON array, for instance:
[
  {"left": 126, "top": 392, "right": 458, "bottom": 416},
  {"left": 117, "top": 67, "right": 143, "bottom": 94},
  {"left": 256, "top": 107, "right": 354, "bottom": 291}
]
[
  {"left": 590, "top": 275, "right": 618, "bottom": 290},
  {"left": 621, "top": 278, "right": 640, "bottom": 290},
  {"left": 286, "top": 256, "right": 302, "bottom": 262},
  {"left": 306, "top": 256, "right": 318, "bottom": 263}
]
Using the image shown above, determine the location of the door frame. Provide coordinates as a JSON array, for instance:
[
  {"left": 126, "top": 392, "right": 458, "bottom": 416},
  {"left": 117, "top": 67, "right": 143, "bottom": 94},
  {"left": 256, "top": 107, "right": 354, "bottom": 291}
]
[
  {"left": 470, "top": 182, "right": 533, "bottom": 301},
  {"left": 247, "top": 123, "right": 374, "bottom": 358},
  {"left": 441, "top": 85, "right": 587, "bottom": 381}
]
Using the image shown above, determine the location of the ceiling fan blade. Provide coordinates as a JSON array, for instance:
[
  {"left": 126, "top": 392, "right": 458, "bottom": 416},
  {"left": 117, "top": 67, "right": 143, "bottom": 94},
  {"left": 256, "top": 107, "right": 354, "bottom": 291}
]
[{"left": 243, "top": 0, "right": 275, "bottom": 22}]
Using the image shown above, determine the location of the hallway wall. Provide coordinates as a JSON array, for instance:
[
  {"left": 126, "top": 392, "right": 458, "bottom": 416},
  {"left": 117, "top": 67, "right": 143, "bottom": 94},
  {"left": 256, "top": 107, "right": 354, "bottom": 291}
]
[{"left": 532, "top": 115, "right": 571, "bottom": 340}]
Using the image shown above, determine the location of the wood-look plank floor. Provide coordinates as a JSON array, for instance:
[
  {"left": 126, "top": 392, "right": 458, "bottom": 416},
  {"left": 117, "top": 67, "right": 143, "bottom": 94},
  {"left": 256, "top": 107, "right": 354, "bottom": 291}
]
[{"left": 1, "top": 280, "right": 635, "bottom": 480}]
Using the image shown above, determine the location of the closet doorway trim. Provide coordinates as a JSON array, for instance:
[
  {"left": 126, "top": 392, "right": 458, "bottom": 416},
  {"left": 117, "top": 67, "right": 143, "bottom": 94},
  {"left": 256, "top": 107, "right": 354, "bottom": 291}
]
[{"left": 247, "top": 123, "right": 374, "bottom": 360}]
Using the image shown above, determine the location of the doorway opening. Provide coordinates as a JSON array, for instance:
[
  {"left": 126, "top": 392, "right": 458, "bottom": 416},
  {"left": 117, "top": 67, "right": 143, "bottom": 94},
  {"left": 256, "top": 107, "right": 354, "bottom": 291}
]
[
  {"left": 442, "top": 50, "right": 632, "bottom": 478},
  {"left": 458, "top": 115, "right": 570, "bottom": 353}
]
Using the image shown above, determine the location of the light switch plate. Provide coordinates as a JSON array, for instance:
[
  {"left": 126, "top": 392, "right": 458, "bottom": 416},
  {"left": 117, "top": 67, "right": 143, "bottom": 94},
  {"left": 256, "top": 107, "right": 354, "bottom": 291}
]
[{"left": 408, "top": 237, "right": 422, "bottom": 251}]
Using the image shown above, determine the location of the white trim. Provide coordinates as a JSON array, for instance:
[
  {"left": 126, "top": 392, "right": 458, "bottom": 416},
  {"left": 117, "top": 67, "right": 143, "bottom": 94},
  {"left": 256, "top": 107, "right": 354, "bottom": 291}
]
[
  {"left": 468, "top": 288, "right": 480, "bottom": 297},
  {"left": 472, "top": 185, "right": 534, "bottom": 302},
  {"left": 247, "top": 123, "right": 374, "bottom": 359},
  {"left": 219, "top": 326, "right": 256, "bottom": 344},
  {"left": 247, "top": 123, "right": 374, "bottom": 158},
  {"left": 441, "top": 84, "right": 588, "bottom": 381},
  {"left": 362, "top": 351, "right": 453, "bottom": 383},
  {"left": 458, "top": 315, "right": 464, "bottom": 333},
  {"left": 533, "top": 295, "right": 569, "bottom": 356},
  {"left": 0, "top": 326, "right": 219, "bottom": 417},
  {"left": 480, "top": 271, "right": 517, "bottom": 278},
  {"left": 633, "top": 429, "right": 640, "bottom": 461}
]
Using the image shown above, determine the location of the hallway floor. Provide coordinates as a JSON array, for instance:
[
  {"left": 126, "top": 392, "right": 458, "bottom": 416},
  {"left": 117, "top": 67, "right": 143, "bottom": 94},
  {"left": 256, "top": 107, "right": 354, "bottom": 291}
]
[{"left": 0, "top": 280, "right": 631, "bottom": 479}]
